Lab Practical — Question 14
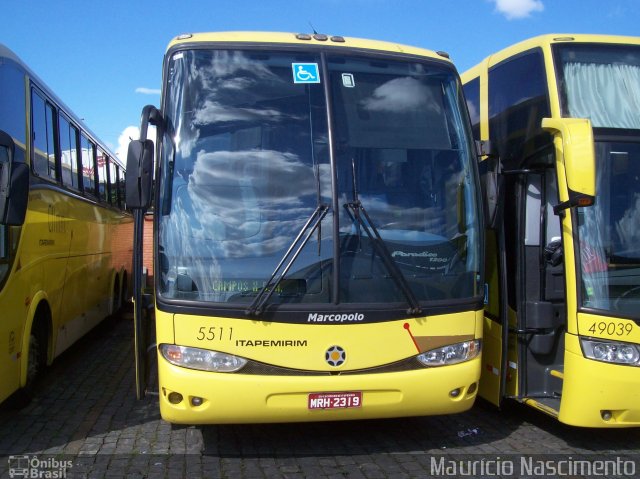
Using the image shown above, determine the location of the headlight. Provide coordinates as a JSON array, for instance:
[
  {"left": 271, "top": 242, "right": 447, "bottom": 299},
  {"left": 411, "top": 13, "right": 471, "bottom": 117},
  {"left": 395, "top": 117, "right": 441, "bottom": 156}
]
[
  {"left": 581, "top": 339, "right": 640, "bottom": 365},
  {"left": 159, "top": 344, "right": 248, "bottom": 372},
  {"left": 417, "top": 339, "right": 481, "bottom": 367}
]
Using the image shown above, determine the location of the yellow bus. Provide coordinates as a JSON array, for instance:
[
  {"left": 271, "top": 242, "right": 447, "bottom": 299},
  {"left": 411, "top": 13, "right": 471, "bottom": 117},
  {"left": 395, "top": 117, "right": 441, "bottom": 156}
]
[
  {"left": 0, "top": 44, "right": 132, "bottom": 406},
  {"left": 126, "top": 32, "right": 484, "bottom": 424},
  {"left": 461, "top": 34, "right": 640, "bottom": 427}
]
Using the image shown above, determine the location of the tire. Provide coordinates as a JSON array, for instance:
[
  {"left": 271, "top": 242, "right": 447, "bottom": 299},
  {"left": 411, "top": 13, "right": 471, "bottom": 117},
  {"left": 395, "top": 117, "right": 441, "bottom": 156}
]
[
  {"left": 12, "top": 319, "right": 47, "bottom": 408},
  {"left": 111, "top": 277, "right": 121, "bottom": 315}
]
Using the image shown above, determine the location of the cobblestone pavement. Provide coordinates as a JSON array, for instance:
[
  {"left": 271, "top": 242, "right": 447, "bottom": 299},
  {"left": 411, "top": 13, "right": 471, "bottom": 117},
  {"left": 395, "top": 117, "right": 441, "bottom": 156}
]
[{"left": 1, "top": 308, "right": 639, "bottom": 478}]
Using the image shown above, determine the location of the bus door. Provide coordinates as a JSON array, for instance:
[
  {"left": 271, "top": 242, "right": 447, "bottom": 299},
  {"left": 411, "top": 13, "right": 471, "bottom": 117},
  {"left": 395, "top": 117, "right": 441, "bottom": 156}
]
[{"left": 513, "top": 162, "right": 566, "bottom": 413}]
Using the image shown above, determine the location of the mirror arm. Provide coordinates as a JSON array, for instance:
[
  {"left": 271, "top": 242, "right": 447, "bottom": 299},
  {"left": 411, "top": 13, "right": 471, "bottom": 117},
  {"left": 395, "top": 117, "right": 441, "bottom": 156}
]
[{"left": 139, "top": 105, "right": 164, "bottom": 141}]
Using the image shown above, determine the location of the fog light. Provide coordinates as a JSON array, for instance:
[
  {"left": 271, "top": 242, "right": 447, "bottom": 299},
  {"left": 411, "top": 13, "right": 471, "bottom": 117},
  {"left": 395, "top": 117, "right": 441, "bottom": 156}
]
[
  {"left": 449, "top": 388, "right": 461, "bottom": 398},
  {"left": 191, "top": 396, "right": 203, "bottom": 407},
  {"left": 601, "top": 410, "right": 612, "bottom": 421},
  {"left": 168, "top": 392, "right": 183, "bottom": 404},
  {"left": 468, "top": 382, "right": 477, "bottom": 395}
]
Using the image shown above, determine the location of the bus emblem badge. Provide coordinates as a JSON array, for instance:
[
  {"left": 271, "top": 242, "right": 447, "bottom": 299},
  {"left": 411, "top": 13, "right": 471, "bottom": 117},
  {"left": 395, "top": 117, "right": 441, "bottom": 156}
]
[{"left": 325, "top": 345, "right": 346, "bottom": 367}]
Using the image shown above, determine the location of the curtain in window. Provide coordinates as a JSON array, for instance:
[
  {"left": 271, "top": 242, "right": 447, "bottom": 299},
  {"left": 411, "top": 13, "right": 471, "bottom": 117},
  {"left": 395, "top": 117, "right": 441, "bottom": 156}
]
[{"left": 564, "top": 62, "right": 640, "bottom": 129}]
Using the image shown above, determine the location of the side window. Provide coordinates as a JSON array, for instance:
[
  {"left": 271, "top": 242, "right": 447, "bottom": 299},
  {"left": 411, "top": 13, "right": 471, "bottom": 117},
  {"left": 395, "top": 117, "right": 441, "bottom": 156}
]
[
  {"left": 108, "top": 159, "right": 118, "bottom": 205},
  {"left": 97, "top": 147, "right": 109, "bottom": 202},
  {"left": 31, "top": 90, "right": 57, "bottom": 180},
  {"left": 463, "top": 77, "right": 480, "bottom": 141},
  {"left": 488, "top": 49, "right": 551, "bottom": 165},
  {"left": 81, "top": 134, "right": 96, "bottom": 195},
  {"left": 0, "top": 225, "right": 6, "bottom": 260},
  {"left": 59, "top": 114, "right": 80, "bottom": 190},
  {"left": 523, "top": 164, "right": 561, "bottom": 247},
  {"left": 118, "top": 168, "right": 126, "bottom": 210}
]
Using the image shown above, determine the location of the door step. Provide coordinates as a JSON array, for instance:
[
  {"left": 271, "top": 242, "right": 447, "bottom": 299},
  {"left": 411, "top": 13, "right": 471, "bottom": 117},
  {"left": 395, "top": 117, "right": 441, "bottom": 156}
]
[{"left": 524, "top": 397, "right": 560, "bottom": 417}]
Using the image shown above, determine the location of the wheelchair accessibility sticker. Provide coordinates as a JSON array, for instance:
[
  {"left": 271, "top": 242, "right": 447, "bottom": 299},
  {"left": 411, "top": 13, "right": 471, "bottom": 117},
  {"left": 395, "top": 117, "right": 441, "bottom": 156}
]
[{"left": 292, "top": 63, "right": 320, "bottom": 84}]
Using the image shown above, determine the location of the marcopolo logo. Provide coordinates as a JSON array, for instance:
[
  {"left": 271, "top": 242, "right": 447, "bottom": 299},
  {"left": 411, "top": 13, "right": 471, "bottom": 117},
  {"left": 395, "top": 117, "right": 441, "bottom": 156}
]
[
  {"left": 307, "top": 313, "right": 365, "bottom": 323},
  {"left": 8, "top": 455, "right": 73, "bottom": 478}
]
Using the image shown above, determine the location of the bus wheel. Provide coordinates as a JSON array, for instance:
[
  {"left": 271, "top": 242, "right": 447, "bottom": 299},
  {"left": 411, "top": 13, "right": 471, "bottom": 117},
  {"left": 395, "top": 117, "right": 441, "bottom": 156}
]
[
  {"left": 12, "top": 320, "right": 47, "bottom": 408},
  {"left": 112, "top": 277, "right": 121, "bottom": 315}
]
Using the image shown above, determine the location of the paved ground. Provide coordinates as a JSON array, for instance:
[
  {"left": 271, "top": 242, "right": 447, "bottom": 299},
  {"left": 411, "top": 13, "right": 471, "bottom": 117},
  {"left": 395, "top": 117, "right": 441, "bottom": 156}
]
[{"left": 1, "top": 308, "right": 639, "bottom": 478}]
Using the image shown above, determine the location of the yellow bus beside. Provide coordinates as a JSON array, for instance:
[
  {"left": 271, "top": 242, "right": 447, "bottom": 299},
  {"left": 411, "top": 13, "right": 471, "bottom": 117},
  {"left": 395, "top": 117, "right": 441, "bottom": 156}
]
[
  {"left": 127, "top": 32, "right": 484, "bottom": 424},
  {"left": 461, "top": 34, "right": 640, "bottom": 427},
  {"left": 0, "top": 44, "right": 132, "bottom": 405}
]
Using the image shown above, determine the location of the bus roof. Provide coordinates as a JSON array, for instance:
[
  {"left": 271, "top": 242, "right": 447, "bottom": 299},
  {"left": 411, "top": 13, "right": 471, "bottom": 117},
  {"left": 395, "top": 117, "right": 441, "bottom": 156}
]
[
  {"left": 461, "top": 33, "right": 640, "bottom": 83},
  {"left": 166, "top": 31, "right": 453, "bottom": 64},
  {"left": 0, "top": 43, "right": 121, "bottom": 165}
]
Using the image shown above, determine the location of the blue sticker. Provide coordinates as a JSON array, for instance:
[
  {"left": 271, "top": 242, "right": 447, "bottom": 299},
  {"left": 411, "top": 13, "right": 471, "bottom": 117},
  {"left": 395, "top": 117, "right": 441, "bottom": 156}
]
[{"left": 292, "top": 63, "right": 320, "bottom": 84}]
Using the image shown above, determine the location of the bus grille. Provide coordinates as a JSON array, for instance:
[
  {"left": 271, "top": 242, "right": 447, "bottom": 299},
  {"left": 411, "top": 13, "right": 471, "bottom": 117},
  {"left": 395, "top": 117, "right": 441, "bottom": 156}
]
[{"left": 238, "top": 357, "right": 425, "bottom": 376}]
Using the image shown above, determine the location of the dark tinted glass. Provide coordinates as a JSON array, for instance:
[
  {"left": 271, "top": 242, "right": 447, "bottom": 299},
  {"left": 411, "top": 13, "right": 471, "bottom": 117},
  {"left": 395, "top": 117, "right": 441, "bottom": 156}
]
[{"left": 488, "top": 50, "right": 551, "bottom": 166}]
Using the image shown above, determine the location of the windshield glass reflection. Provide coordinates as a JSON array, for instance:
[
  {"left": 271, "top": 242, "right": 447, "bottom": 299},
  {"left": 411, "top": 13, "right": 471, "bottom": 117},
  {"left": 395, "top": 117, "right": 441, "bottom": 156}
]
[
  {"left": 578, "top": 140, "right": 640, "bottom": 317},
  {"left": 157, "top": 49, "right": 481, "bottom": 308}
]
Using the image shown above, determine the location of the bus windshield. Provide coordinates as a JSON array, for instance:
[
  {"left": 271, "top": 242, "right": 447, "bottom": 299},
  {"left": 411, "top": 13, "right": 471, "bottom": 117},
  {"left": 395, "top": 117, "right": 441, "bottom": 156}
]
[
  {"left": 575, "top": 139, "right": 640, "bottom": 316},
  {"left": 555, "top": 44, "right": 640, "bottom": 316},
  {"left": 158, "top": 48, "right": 480, "bottom": 309}
]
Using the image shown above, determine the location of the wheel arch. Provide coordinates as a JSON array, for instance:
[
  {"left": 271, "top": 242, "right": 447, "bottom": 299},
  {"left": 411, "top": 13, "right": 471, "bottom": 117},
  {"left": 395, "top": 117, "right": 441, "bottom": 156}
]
[{"left": 20, "top": 293, "right": 53, "bottom": 387}]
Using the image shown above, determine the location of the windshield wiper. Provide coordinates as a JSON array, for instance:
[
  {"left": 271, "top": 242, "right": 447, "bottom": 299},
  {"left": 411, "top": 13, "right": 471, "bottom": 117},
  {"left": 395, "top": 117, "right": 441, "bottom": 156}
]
[
  {"left": 344, "top": 157, "right": 422, "bottom": 315},
  {"left": 343, "top": 201, "right": 422, "bottom": 315},
  {"left": 246, "top": 204, "right": 329, "bottom": 316}
]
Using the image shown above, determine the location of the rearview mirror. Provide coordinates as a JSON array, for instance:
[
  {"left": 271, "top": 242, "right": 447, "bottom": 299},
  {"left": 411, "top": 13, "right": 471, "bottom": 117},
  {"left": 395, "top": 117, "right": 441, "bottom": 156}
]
[
  {"left": 125, "top": 105, "right": 162, "bottom": 211},
  {"left": 125, "top": 139, "right": 154, "bottom": 211},
  {"left": 541, "top": 118, "right": 596, "bottom": 214},
  {"left": 0, "top": 130, "right": 29, "bottom": 226}
]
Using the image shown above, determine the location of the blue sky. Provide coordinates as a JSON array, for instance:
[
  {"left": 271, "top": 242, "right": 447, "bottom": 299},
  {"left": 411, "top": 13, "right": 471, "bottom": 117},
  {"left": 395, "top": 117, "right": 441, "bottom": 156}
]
[{"left": 2, "top": 0, "right": 638, "bottom": 160}]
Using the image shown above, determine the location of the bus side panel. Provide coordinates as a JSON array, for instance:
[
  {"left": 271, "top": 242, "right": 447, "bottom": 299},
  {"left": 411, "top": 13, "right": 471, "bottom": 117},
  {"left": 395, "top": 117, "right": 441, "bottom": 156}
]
[
  {"left": 55, "top": 195, "right": 89, "bottom": 354},
  {"left": 479, "top": 317, "right": 502, "bottom": 405},
  {"left": 0, "top": 271, "right": 26, "bottom": 403},
  {"left": 21, "top": 190, "right": 70, "bottom": 354},
  {"left": 54, "top": 197, "right": 133, "bottom": 357},
  {"left": 559, "top": 333, "right": 640, "bottom": 427},
  {"left": 479, "top": 229, "right": 502, "bottom": 405}
]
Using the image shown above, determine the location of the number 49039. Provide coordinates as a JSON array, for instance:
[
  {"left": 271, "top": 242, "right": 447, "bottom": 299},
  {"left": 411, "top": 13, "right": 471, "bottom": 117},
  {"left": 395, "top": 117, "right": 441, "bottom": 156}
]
[{"left": 588, "top": 321, "right": 633, "bottom": 336}]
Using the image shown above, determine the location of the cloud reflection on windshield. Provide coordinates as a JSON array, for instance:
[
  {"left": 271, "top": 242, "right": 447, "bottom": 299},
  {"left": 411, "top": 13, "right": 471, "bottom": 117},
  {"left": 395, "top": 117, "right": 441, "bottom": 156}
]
[{"left": 361, "top": 77, "right": 443, "bottom": 114}]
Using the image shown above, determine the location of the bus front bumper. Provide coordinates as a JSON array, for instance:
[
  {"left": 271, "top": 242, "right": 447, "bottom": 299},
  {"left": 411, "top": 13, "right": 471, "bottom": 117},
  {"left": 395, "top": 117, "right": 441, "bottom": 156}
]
[
  {"left": 156, "top": 353, "right": 481, "bottom": 424},
  {"left": 559, "top": 334, "right": 640, "bottom": 428}
]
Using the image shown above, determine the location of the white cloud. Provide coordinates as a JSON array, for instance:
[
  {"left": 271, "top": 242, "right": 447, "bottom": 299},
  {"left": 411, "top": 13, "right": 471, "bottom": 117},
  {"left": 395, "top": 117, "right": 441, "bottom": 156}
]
[
  {"left": 115, "top": 125, "right": 157, "bottom": 162},
  {"left": 116, "top": 125, "right": 140, "bottom": 161},
  {"left": 135, "top": 87, "right": 161, "bottom": 95},
  {"left": 491, "top": 0, "right": 544, "bottom": 19}
]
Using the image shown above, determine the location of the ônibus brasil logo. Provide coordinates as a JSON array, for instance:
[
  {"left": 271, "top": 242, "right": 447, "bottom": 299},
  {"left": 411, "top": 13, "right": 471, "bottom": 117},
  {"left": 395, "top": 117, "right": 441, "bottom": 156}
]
[{"left": 8, "top": 455, "right": 73, "bottom": 478}]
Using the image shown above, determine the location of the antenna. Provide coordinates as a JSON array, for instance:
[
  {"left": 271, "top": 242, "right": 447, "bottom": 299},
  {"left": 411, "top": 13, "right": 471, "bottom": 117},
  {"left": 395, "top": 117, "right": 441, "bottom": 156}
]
[{"left": 308, "top": 22, "right": 318, "bottom": 34}]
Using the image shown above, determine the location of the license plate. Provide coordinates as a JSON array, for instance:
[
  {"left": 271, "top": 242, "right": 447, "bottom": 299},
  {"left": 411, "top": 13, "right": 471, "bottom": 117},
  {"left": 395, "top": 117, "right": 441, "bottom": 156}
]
[{"left": 308, "top": 391, "right": 362, "bottom": 410}]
